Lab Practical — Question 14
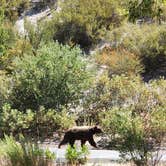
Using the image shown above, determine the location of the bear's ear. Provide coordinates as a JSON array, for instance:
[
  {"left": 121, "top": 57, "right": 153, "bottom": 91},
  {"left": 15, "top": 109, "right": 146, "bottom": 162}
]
[
  {"left": 93, "top": 125, "right": 102, "bottom": 133},
  {"left": 93, "top": 125, "right": 100, "bottom": 130},
  {"left": 94, "top": 126, "right": 98, "bottom": 130}
]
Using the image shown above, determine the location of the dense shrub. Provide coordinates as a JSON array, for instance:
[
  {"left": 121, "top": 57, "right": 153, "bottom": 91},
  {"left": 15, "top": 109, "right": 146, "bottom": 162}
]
[
  {"left": 80, "top": 73, "right": 166, "bottom": 124},
  {"left": 0, "top": 72, "right": 12, "bottom": 108},
  {"left": 0, "top": 0, "right": 29, "bottom": 22},
  {"left": 100, "top": 106, "right": 166, "bottom": 166},
  {"left": 11, "top": 42, "right": 90, "bottom": 110},
  {"left": 108, "top": 24, "right": 166, "bottom": 79},
  {"left": 0, "top": 15, "right": 15, "bottom": 58},
  {"left": 96, "top": 75, "right": 166, "bottom": 165},
  {"left": 127, "top": 0, "right": 164, "bottom": 23},
  {"left": 109, "top": 24, "right": 166, "bottom": 56},
  {"left": 51, "top": 0, "right": 123, "bottom": 50},
  {"left": 32, "top": 106, "right": 76, "bottom": 137},
  {"left": 0, "top": 12, "right": 17, "bottom": 72},
  {"left": 0, "top": 104, "right": 76, "bottom": 138},
  {"left": 24, "top": 20, "right": 54, "bottom": 55},
  {"left": 79, "top": 74, "right": 142, "bottom": 124},
  {"left": 0, "top": 136, "right": 55, "bottom": 166},
  {"left": 0, "top": 104, "right": 34, "bottom": 136}
]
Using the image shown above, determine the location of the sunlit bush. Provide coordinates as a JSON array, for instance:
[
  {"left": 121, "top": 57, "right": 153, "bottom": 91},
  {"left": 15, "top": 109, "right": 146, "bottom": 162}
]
[
  {"left": 50, "top": 0, "right": 123, "bottom": 50},
  {"left": 108, "top": 23, "right": 166, "bottom": 79},
  {"left": 81, "top": 73, "right": 166, "bottom": 125},
  {"left": 65, "top": 145, "right": 89, "bottom": 165},
  {"left": 0, "top": 104, "right": 34, "bottom": 136},
  {"left": 100, "top": 105, "right": 166, "bottom": 166},
  {"left": 0, "top": 17, "right": 15, "bottom": 58},
  {"left": 11, "top": 42, "right": 90, "bottom": 110},
  {"left": 0, "top": 72, "right": 12, "bottom": 108},
  {"left": 0, "top": 0, "right": 29, "bottom": 22},
  {"left": 0, "top": 135, "right": 55, "bottom": 166},
  {"left": 0, "top": 104, "right": 76, "bottom": 138},
  {"left": 126, "top": 0, "right": 165, "bottom": 23}
]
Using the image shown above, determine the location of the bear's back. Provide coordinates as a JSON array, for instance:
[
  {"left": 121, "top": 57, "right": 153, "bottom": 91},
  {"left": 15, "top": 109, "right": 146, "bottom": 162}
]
[{"left": 66, "top": 126, "right": 92, "bottom": 140}]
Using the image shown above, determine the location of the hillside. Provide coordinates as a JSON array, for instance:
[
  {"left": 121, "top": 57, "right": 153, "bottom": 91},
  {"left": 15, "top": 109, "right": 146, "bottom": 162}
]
[{"left": 0, "top": 0, "right": 166, "bottom": 165}]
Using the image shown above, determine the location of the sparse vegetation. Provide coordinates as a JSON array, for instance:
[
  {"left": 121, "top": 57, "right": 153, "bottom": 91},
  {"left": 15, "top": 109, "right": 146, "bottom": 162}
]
[{"left": 0, "top": 0, "right": 165, "bottom": 165}]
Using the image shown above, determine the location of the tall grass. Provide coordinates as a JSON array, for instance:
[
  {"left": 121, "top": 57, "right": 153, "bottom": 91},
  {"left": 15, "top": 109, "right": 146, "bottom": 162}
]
[{"left": 0, "top": 135, "right": 56, "bottom": 166}]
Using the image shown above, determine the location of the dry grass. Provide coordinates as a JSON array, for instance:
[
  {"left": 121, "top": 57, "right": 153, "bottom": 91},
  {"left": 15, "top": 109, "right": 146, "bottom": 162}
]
[{"left": 95, "top": 47, "right": 144, "bottom": 76}]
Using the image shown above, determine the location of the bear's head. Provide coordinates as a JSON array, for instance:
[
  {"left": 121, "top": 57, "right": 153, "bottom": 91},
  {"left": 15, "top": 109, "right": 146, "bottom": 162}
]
[{"left": 92, "top": 126, "right": 103, "bottom": 134}]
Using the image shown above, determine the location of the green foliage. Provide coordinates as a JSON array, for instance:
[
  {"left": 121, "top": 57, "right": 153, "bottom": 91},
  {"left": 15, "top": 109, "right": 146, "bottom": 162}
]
[
  {"left": 11, "top": 42, "right": 90, "bottom": 110},
  {"left": 81, "top": 74, "right": 142, "bottom": 122},
  {"left": 32, "top": 106, "right": 76, "bottom": 137},
  {"left": 0, "top": 17, "right": 15, "bottom": 58},
  {"left": 0, "top": 104, "right": 75, "bottom": 138},
  {"left": 110, "top": 23, "right": 166, "bottom": 56},
  {"left": 0, "top": 0, "right": 29, "bottom": 22},
  {"left": 101, "top": 106, "right": 166, "bottom": 166},
  {"left": 97, "top": 76, "right": 166, "bottom": 165},
  {"left": 127, "top": 0, "right": 165, "bottom": 23},
  {"left": 0, "top": 135, "right": 56, "bottom": 166},
  {"left": 0, "top": 12, "right": 16, "bottom": 71},
  {"left": 108, "top": 24, "right": 166, "bottom": 78},
  {"left": 0, "top": 104, "right": 34, "bottom": 135},
  {"left": 0, "top": 72, "right": 12, "bottom": 108},
  {"left": 44, "top": 148, "right": 56, "bottom": 161},
  {"left": 81, "top": 72, "right": 166, "bottom": 125},
  {"left": 65, "top": 145, "right": 89, "bottom": 165},
  {"left": 24, "top": 20, "right": 53, "bottom": 55},
  {"left": 51, "top": 0, "right": 123, "bottom": 50}
]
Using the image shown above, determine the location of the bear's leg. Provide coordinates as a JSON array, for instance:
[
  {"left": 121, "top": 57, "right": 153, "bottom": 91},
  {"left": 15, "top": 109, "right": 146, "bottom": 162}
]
[
  {"left": 88, "top": 137, "right": 97, "bottom": 148},
  {"left": 81, "top": 139, "right": 86, "bottom": 147},
  {"left": 58, "top": 138, "right": 68, "bottom": 148},
  {"left": 69, "top": 139, "right": 75, "bottom": 148}
]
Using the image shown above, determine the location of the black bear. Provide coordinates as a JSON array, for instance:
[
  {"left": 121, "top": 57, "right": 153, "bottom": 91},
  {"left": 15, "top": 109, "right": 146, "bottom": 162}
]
[{"left": 58, "top": 126, "right": 102, "bottom": 148}]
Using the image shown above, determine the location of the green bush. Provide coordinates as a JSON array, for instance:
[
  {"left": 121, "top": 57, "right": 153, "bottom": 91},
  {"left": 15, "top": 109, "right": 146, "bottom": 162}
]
[
  {"left": 0, "top": 104, "right": 76, "bottom": 138},
  {"left": 0, "top": 104, "right": 34, "bottom": 136},
  {"left": 0, "top": 73, "right": 12, "bottom": 108},
  {"left": 0, "top": 0, "right": 29, "bottom": 22},
  {"left": 81, "top": 73, "right": 166, "bottom": 125},
  {"left": 24, "top": 20, "right": 54, "bottom": 55},
  {"left": 31, "top": 106, "right": 76, "bottom": 138},
  {"left": 11, "top": 42, "right": 90, "bottom": 110},
  {"left": 126, "top": 0, "right": 165, "bottom": 23},
  {"left": 81, "top": 74, "right": 143, "bottom": 123},
  {"left": 100, "top": 105, "right": 166, "bottom": 166},
  {"left": 108, "top": 24, "right": 166, "bottom": 78},
  {"left": 65, "top": 145, "right": 89, "bottom": 165},
  {"left": 50, "top": 0, "right": 123, "bottom": 50},
  {"left": 0, "top": 15, "right": 15, "bottom": 58},
  {"left": 0, "top": 135, "right": 56, "bottom": 166},
  {"left": 97, "top": 76, "right": 166, "bottom": 165},
  {"left": 0, "top": 12, "right": 17, "bottom": 71}
]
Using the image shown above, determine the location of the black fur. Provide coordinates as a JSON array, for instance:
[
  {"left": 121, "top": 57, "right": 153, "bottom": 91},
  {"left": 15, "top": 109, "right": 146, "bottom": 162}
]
[{"left": 58, "top": 126, "right": 102, "bottom": 148}]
